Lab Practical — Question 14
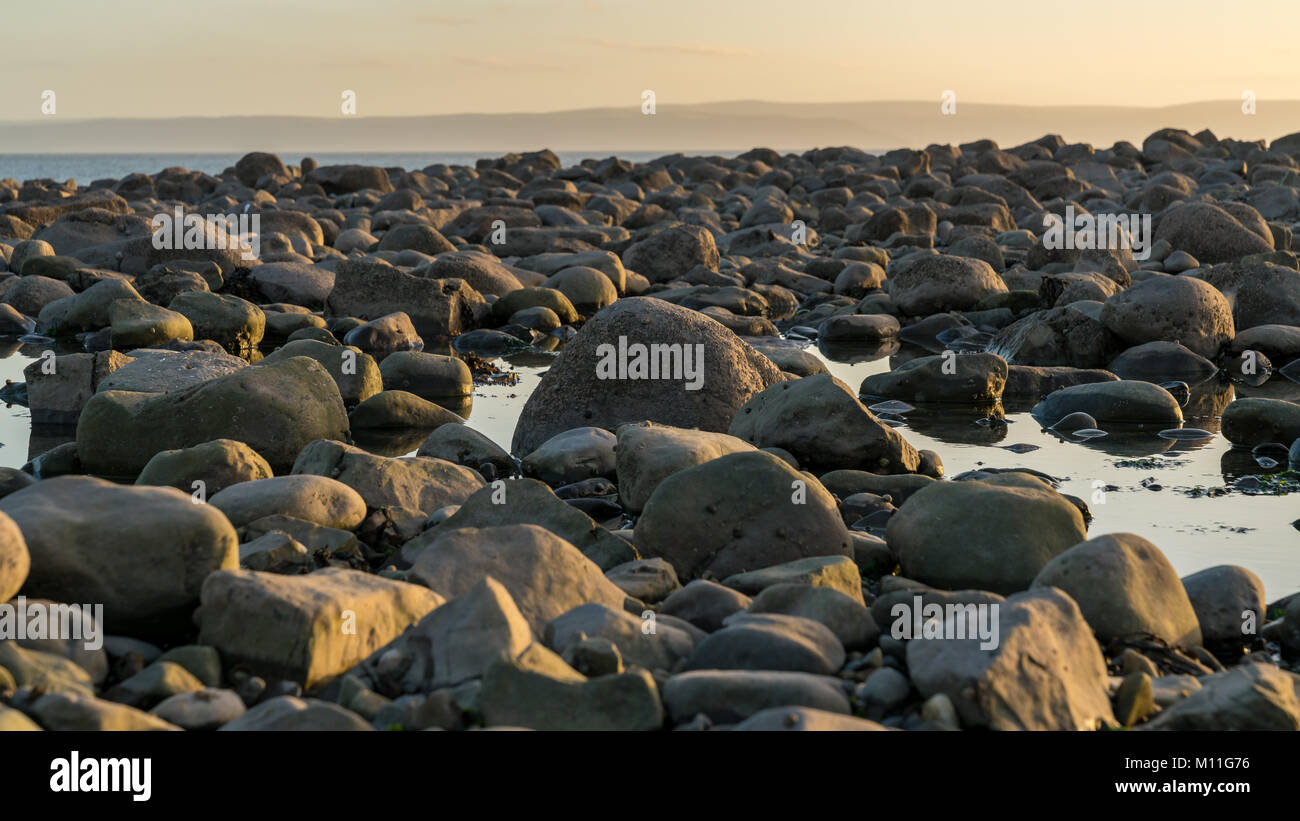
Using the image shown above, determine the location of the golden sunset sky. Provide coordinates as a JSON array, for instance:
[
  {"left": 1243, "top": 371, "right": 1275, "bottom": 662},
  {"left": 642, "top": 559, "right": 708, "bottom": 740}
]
[{"left": 2, "top": 0, "right": 1295, "bottom": 120}]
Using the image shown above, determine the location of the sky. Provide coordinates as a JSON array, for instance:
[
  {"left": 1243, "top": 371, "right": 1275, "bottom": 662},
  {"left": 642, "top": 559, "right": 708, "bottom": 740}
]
[{"left": 1, "top": 0, "right": 1294, "bottom": 120}]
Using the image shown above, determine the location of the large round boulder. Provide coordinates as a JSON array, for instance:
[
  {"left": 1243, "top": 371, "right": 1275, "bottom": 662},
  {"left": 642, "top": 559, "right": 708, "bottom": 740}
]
[
  {"left": 511, "top": 297, "right": 783, "bottom": 456},
  {"left": 1099, "top": 275, "right": 1234, "bottom": 359},
  {"left": 887, "top": 254, "right": 1007, "bottom": 316}
]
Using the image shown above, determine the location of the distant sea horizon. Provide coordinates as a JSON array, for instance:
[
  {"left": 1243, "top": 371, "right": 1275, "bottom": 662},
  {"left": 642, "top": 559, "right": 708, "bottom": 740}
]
[{"left": 0, "top": 151, "right": 769, "bottom": 184}]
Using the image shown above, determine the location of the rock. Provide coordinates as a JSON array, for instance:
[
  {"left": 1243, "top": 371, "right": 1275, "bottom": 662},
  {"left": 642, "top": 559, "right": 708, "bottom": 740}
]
[
  {"left": 684, "top": 612, "right": 845, "bottom": 674},
  {"left": 544, "top": 602, "right": 699, "bottom": 671},
  {"left": 291, "top": 439, "right": 483, "bottom": 517},
  {"left": 350, "top": 391, "right": 465, "bottom": 429},
  {"left": 662, "top": 670, "right": 850, "bottom": 724},
  {"left": 108, "top": 299, "right": 193, "bottom": 350},
  {"left": 1202, "top": 262, "right": 1300, "bottom": 330},
  {"left": 747, "top": 583, "right": 878, "bottom": 650},
  {"left": 511, "top": 297, "right": 783, "bottom": 456},
  {"left": 96, "top": 349, "right": 247, "bottom": 394},
  {"left": 1222, "top": 397, "right": 1300, "bottom": 446},
  {"left": 621, "top": 225, "right": 720, "bottom": 283},
  {"left": 150, "top": 688, "right": 246, "bottom": 730},
  {"left": 858, "top": 666, "right": 911, "bottom": 719},
  {"left": 907, "top": 587, "right": 1115, "bottom": 730},
  {"left": 1153, "top": 201, "right": 1274, "bottom": 264},
  {"left": 0, "top": 477, "right": 237, "bottom": 639},
  {"left": 1142, "top": 664, "right": 1300, "bottom": 730},
  {"left": 1181, "top": 565, "right": 1267, "bottom": 652},
  {"left": 888, "top": 254, "right": 1008, "bottom": 316},
  {"left": 408, "top": 524, "right": 629, "bottom": 634},
  {"left": 248, "top": 262, "right": 335, "bottom": 309},
  {"left": 168, "top": 291, "right": 265, "bottom": 354},
  {"left": 817, "top": 313, "right": 900, "bottom": 346},
  {"left": 29, "top": 692, "right": 180, "bottom": 731},
  {"left": 544, "top": 266, "right": 618, "bottom": 314},
  {"left": 326, "top": 258, "right": 488, "bottom": 339},
  {"left": 479, "top": 642, "right": 663, "bottom": 731},
  {"left": 0, "top": 641, "right": 94, "bottom": 697},
  {"left": 520, "top": 427, "right": 616, "bottom": 485},
  {"left": 659, "top": 579, "right": 753, "bottom": 633},
  {"left": 416, "top": 423, "right": 512, "bottom": 473},
  {"left": 421, "top": 251, "right": 525, "bottom": 297},
  {"left": 614, "top": 422, "right": 756, "bottom": 513},
  {"left": 3, "top": 275, "right": 73, "bottom": 316},
  {"left": 729, "top": 373, "right": 920, "bottom": 473},
  {"left": 1106, "top": 341, "right": 1218, "bottom": 382},
  {"left": 635, "top": 450, "right": 851, "bottom": 581},
  {"left": 886, "top": 476, "right": 1087, "bottom": 594},
  {"left": 0, "top": 704, "right": 41, "bottom": 731},
  {"left": 351, "top": 576, "right": 532, "bottom": 694},
  {"left": 861, "top": 352, "right": 1007, "bottom": 404},
  {"left": 1115, "top": 672, "right": 1157, "bottom": 728},
  {"left": 342, "top": 312, "right": 423, "bottom": 360},
  {"left": 1031, "top": 533, "right": 1202, "bottom": 647},
  {"left": 76, "top": 356, "right": 349, "bottom": 475},
  {"left": 722, "top": 555, "right": 864, "bottom": 604},
  {"left": 732, "top": 705, "right": 889, "bottom": 731},
  {"left": 208, "top": 465, "right": 366, "bottom": 526},
  {"left": 156, "top": 645, "right": 222, "bottom": 686},
  {"left": 1099, "top": 275, "right": 1234, "bottom": 359},
  {"left": 408, "top": 479, "right": 635, "bottom": 570},
  {"left": 196, "top": 568, "right": 443, "bottom": 688},
  {"left": 105, "top": 660, "right": 204, "bottom": 709},
  {"left": 238, "top": 531, "right": 311, "bottom": 572},
  {"left": 378, "top": 350, "right": 472, "bottom": 398},
  {"left": 1030, "top": 380, "right": 1183, "bottom": 425},
  {"left": 218, "top": 696, "right": 374, "bottom": 731},
  {"left": 135, "top": 438, "right": 273, "bottom": 497},
  {"left": 0, "top": 510, "right": 28, "bottom": 603},
  {"left": 604, "top": 558, "right": 681, "bottom": 603},
  {"left": 261, "top": 339, "right": 382, "bottom": 405}
]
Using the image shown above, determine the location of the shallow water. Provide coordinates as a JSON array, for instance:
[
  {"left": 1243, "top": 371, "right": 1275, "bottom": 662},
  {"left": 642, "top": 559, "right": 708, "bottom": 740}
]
[{"left": 6, "top": 333, "right": 1297, "bottom": 602}]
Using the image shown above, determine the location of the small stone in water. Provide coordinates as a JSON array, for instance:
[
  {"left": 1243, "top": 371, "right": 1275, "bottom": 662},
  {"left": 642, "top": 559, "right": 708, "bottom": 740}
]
[
  {"left": 868, "top": 400, "right": 916, "bottom": 415},
  {"left": 1158, "top": 381, "right": 1191, "bottom": 404},
  {"left": 1072, "top": 428, "right": 1108, "bottom": 439},
  {"left": 1001, "top": 443, "right": 1040, "bottom": 454},
  {"left": 1049, "top": 412, "right": 1097, "bottom": 432},
  {"left": 1255, "top": 456, "right": 1280, "bottom": 469},
  {"left": 1158, "top": 428, "right": 1214, "bottom": 440}
]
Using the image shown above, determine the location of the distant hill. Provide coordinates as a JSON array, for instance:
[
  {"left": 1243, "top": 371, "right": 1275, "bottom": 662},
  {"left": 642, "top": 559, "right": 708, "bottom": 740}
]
[{"left": 2, "top": 100, "right": 1299, "bottom": 155}]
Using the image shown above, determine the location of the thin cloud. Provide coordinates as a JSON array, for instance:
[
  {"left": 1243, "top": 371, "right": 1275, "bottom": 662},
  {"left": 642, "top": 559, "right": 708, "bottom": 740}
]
[
  {"left": 415, "top": 15, "right": 471, "bottom": 25},
  {"left": 452, "top": 55, "right": 559, "bottom": 72},
  {"left": 574, "top": 37, "right": 756, "bottom": 58}
]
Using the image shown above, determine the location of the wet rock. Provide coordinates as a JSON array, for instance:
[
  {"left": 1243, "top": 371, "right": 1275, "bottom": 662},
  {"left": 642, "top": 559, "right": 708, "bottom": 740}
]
[
  {"left": 378, "top": 350, "right": 472, "bottom": 398},
  {"left": 262, "top": 339, "right": 382, "bottom": 406},
  {"left": 1106, "top": 340, "right": 1217, "bottom": 382},
  {"left": 1031, "top": 380, "right": 1183, "bottom": 425},
  {"left": 861, "top": 351, "right": 1007, "bottom": 404},
  {"left": 168, "top": 291, "right": 265, "bottom": 354},
  {"left": 342, "top": 311, "right": 423, "bottom": 360},
  {"left": 1222, "top": 397, "right": 1300, "bottom": 446}
]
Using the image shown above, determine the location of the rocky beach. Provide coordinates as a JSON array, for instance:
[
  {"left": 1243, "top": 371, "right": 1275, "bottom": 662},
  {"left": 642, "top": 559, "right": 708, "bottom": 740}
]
[{"left": 2, "top": 131, "right": 1300, "bottom": 733}]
